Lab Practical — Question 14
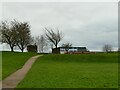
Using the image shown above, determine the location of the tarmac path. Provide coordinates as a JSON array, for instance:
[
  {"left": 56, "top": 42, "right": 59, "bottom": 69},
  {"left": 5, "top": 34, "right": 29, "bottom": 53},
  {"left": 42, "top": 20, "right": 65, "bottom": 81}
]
[{"left": 2, "top": 55, "right": 42, "bottom": 88}]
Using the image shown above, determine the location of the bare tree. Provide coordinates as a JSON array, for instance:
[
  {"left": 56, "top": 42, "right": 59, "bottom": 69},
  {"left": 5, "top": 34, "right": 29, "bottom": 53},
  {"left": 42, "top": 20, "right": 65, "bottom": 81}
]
[
  {"left": 62, "top": 42, "right": 72, "bottom": 52},
  {"left": 0, "top": 21, "right": 16, "bottom": 52},
  {"left": 0, "top": 27, "right": 2, "bottom": 43},
  {"left": 12, "top": 20, "right": 31, "bottom": 52},
  {"left": 118, "top": 47, "right": 120, "bottom": 52},
  {"left": 49, "top": 43, "right": 53, "bottom": 50},
  {"left": 34, "top": 35, "right": 47, "bottom": 53},
  {"left": 103, "top": 44, "right": 112, "bottom": 53},
  {"left": 45, "top": 28, "right": 63, "bottom": 49},
  {"left": 39, "top": 35, "right": 47, "bottom": 53}
]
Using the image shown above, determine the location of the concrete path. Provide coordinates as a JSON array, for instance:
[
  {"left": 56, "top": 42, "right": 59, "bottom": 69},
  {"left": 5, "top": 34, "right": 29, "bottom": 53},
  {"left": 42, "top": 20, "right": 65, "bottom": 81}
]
[{"left": 2, "top": 55, "right": 42, "bottom": 88}]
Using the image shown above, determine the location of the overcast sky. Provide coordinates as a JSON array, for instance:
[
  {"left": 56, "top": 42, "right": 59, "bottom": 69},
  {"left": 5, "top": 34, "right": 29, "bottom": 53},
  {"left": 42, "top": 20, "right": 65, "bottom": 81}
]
[{"left": 1, "top": 2, "right": 118, "bottom": 51}]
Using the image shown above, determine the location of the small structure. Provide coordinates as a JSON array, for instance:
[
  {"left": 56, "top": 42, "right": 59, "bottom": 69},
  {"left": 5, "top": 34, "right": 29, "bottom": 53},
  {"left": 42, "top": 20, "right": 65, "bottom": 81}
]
[
  {"left": 27, "top": 45, "right": 37, "bottom": 52},
  {"left": 52, "top": 48, "right": 60, "bottom": 54},
  {"left": 52, "top": 47, "right": 89, "bottom": 54}
]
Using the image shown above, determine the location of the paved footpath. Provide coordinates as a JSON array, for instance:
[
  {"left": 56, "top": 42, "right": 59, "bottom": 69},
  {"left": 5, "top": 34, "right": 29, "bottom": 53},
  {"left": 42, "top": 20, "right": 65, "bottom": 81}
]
[{"left": 2, "top": 55, "right": 42, "bottom": 88}]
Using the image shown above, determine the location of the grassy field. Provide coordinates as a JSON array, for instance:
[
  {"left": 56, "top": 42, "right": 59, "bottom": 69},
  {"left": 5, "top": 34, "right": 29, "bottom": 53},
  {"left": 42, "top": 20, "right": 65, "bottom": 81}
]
[
  {"left": 2, "top": 51, "right": 37, "bottom": 79},
  {"left": 17, "top": 53, "right": 118, "bottom": 88}
]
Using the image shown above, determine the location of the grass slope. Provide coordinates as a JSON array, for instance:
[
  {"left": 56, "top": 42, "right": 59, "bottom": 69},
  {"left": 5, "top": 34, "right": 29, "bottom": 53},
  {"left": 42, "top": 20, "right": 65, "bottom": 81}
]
[
  {"left": 17, "top": 53, "right": 118, "bottom": 88},
  {"left": 2, "top": 51, "right": 37, "bottom": 79}
]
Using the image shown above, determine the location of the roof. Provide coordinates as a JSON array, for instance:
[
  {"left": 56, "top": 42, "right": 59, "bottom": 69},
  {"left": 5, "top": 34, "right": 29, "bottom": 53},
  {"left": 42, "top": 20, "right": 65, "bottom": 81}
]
[{"left": 59, "top": 47, "right": 87, "bottom": 49}]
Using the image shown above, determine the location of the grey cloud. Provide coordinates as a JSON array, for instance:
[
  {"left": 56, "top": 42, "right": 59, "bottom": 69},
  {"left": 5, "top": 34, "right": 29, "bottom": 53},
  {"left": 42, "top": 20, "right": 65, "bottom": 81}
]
[{"left": 2, "top": 2, "right": 118, "bottom": 51}]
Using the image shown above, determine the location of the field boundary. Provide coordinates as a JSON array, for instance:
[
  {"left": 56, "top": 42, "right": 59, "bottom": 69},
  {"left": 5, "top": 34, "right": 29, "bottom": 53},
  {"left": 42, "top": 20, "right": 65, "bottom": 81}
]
[{"left": 2, "top": 55, "right": 42, "bottom": 88}]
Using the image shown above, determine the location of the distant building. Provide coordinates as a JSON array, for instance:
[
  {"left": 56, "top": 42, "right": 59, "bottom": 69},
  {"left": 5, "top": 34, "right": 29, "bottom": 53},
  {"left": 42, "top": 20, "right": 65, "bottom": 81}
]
[
  {"left": 27, "top": 45, "right": 37, "bottom": 52},
  {"left": 52, "top": 47, "right": 89, "bottom": 54}
]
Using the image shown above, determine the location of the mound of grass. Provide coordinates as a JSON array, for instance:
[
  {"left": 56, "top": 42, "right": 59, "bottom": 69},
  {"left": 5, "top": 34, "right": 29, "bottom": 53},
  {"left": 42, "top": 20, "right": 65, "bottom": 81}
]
[
  {"left": 2, "top": 51, "right": 37, "bottom": 79},
  {"left": 17, "top": 53, "right": 118, "bottom": 88},
  {"left": 37, "top": 53, "right": 118, "bottom": 63}
]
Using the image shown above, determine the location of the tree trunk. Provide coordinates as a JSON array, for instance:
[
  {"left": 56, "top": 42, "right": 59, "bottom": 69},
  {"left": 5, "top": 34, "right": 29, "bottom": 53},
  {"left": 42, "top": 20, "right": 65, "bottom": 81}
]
[
  {"left": 11, "top": 47, "right": 14, "bottom": 52},
  {"left": 10, "top": 45, "right": 14, "bottom": 52},
  {"left": 21, "top": 45, "right": 24, "bottom": 52},
  {"left": 55, "top": 41, "right": 58, "bottom": 49},
  {"left": 21, "top": 48, "right": 24, "bottom": 52},
  {"left": 19, "top": 47, "right": 24, "bottom": 52},
  {"left": 55, "top": 44, "right": 57, "bottom": 49}
]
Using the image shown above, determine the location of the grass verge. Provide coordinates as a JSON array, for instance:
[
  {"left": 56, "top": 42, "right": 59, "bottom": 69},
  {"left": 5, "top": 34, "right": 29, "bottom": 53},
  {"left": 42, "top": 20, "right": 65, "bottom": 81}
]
[{"left": 2, "top": 51, "right": 37, "bottom": 79}]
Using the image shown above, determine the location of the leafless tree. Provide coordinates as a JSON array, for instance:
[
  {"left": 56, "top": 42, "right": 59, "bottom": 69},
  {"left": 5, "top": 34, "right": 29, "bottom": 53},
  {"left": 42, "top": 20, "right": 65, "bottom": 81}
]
[
  {"left": 0, "top": 27, "right": 2, "bottom": 43},
  {"left": 118, "top": 47, "right": 120, "bottom": 52},
  {"left": 34, "top": 35, "right": 47, "bottom": 53},
  {"left": 12, "top": 20, "right": 31, "bottom": 52},
  {"left": 62, "top": 42, "right": 72, "bottom": 52},
  {"left": 0, "top": 21, "right": 16, "bottom": 52},
  {"left": 39, "top": 35, "right": 47, "bottom": 53},
  {"left": 49, "top": 43, "right": 53, "bottom": 50},
  {"left": 45, "top": 28, "right": 63, "bottom": 49},
  {"left": 103, "top": 44, "right": 112, "bottom": 53}
]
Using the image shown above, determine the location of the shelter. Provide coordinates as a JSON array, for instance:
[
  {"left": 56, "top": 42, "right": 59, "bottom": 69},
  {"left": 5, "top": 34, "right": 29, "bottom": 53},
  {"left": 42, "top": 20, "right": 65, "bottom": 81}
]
[
  {"left": 27, "top": 45, "right": 37, "bottom": 52},
  {"left": 52, "top": 47, "right": 89, "bottom": 54}
]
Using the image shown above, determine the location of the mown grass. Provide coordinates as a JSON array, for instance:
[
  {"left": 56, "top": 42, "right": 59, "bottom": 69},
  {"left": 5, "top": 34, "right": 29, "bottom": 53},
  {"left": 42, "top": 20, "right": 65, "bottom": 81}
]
[
  {"left": 17, "top": 53, "right": 118, "bottom": 88},
  {"left": 2, "top": 51, "right": 37, "bottom": 79}
]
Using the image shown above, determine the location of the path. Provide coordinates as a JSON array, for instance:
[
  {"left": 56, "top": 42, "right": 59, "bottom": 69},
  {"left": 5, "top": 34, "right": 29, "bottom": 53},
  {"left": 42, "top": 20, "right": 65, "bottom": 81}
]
[{"left": 2, "top": 55, "right": 42, "bottom": 88}]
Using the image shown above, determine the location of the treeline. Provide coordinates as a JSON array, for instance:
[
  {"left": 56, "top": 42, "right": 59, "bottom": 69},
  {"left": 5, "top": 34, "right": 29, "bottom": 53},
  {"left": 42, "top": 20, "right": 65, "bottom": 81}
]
[
  {"left": 0, "top": 20, "right": 66, "bottom": 52},
  {"left": 0, "top": 20, "right": 31, "bottom": 52},
  {"left": 0, "top": 20, "right": 119, "bottom": 53}
]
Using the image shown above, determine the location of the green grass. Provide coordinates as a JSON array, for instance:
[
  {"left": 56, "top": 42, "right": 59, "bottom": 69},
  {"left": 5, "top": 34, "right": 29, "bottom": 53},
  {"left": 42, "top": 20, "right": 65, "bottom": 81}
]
[
  {"left": 2, "top": 51, "right": 37, "bottom": 79},
  {"left": 17, "top": 53, "right": 118, "bottom": 88}
]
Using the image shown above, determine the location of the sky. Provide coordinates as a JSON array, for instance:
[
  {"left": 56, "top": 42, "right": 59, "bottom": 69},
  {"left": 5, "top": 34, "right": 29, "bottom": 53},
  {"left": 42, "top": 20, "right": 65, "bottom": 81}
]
[{"left": 0, "top": 2, "right": 118, "bottom": 51}]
